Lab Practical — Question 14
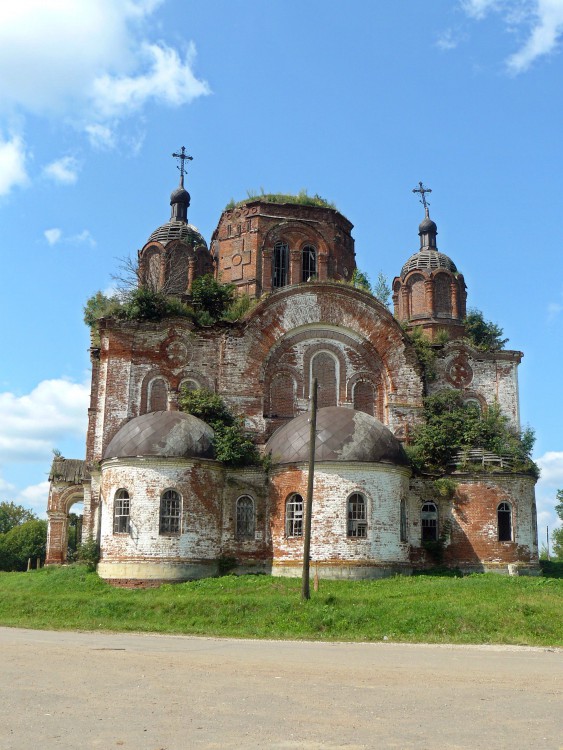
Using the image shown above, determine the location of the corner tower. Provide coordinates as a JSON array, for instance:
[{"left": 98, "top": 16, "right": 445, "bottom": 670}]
[
  {"left": 392, "top": 182, "right": 467, "bottom": 341},
  {"left": 137, "top": 148, "right": 214, "bottom": 297}
]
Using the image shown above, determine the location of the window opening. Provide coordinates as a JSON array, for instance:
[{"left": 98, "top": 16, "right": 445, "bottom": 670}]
[
  {"left": 273, "top": 241, "right": 289, "bottom": 288},
  {"left": 498, "top": 501, "right": 512, "bottom": 542},
  {"left": 148, "top": 378, "right": 167, "bottom": 412},
  {"left": 286, "top": 494, "right": 304, "bottom": 537},
  {"left": 400, "top": 498, "right": 408, "bottom": 542},
  {"left": 421, "top": 501, "right": 438, "bottom": 542},
  {"left": 113, "top": 489, "right": 130, "bottom": 534},
  {"left": 347, "top": 493, "right": 367, "bottom": 538},
  {"left": 302, "top": 244, "right": 317, "bottom": 282},
  {"left": 236, "top": 495, "right": 255, "bottom": 539},
  {"left": 160, "top": 489, "right": 181, "bottom": 535}
]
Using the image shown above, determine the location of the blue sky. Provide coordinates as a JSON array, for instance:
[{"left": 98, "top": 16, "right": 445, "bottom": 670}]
[{"left": 0, "top": 0, "right": 561, "bottom": 550}]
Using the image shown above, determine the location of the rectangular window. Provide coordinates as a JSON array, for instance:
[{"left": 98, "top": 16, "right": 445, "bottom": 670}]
[
  {"left": 286, "top": 495, "right": 303, "bottom": 537},
  {"left": 160, "top": 491, "right": 181, "bottom": 535},
  {"left": 347, "top": 493, "right": 367, "bottom": 538},
  {"left": 113, "top": 493, "right": 130, "bottom": 534}
]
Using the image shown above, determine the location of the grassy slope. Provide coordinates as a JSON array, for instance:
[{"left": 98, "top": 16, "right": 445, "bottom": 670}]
[{"left": 1, "top": 565, "right": 562, "bottom": 646}]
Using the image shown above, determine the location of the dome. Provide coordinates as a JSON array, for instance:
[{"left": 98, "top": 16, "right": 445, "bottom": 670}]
[
  {"left": 419, "top": 216, "right": 437, "bottom": 234},
  {"left": 170, "top": 185, "right": 190, "bottom": 205},
  {"left": 103, "top": 411, "right": 214, "bottom": 460},
  {"left": 266, "top": 407, "right": 408, "bottom": 466},
  {"left": 401, "top": 249, "right": 457, "bottom": 279},
  {"left": 147, "top": 221, "right": 208, "bottom": 248}
]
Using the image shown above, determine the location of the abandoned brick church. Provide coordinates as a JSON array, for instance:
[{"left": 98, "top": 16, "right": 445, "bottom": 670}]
[{"left": 45, "top": 157, "right": 539, "bottom": 584}]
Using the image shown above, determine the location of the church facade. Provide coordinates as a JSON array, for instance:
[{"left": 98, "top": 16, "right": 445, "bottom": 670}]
[{"left": 45, "top": 163, "right": 539, "bottom": 585}]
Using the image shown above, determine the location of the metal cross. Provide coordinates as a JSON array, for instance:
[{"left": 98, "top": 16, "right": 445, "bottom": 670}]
[
  {"left": 172, "top": 146, "right": 193, "bottom": 181},
  {"left": 412, "top": 181, "right": 432, "bottom": 212}
]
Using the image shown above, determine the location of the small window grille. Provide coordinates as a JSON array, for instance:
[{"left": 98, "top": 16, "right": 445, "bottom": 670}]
[
  {"left": 236, "top": 495, "right": 255, "bottom": 539},
  {"left": 400, "top": 498, "right": 408, "bottom": 542},
  {"left": 347, "top": 493, "right": 367, "bottom": 538},
  {"left": 498, "top": 501, "right": 512, "bottom": 542},
  {"left": 273, "top": 241, "right": 289, "bottom": 288},
  {"left": 160, "top": 489, "right": 181, "bottom": 535},
  {"left": 301, "top": 244, "right": 317, "bottom": 282},
  {"left": 113, "top": 489, "right": 130, "bottom": 534},
  {"left": 227, "top": 224, "right": 232, "bottom": 237},
  {"left": 421, "top": 502, "right": 438, "bottom": 542},
  {"left": 286, "top": 494, "right": 303, "bottom": 537}
]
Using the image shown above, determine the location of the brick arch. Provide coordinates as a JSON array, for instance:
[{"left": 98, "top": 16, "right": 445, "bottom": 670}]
[
  {"left": 264, "top": 363, "right": 304, "bottom": 417},
  {"left": 240, "top": 283, "right": 424, "bottom": 428},
  {"left": 406, "top": 272, "right": 427, "bottom": 317},
  {"left": 138, "top": 243, "right": 165, "bottom": 290},
  {"left": 46, "top": 484, "right": 85, "bottom": 565},
  {"left": 260, "top": 222, "right": 331, "bottom": 288},
  {"left": 432, "top": 270, "right": 454, "bottom": 317},
  {"left": 139, "top": 370, "right": 170, "bottom": 414},
  {"left": 346, "top": 372, "right": 381, "bottom": 419}
]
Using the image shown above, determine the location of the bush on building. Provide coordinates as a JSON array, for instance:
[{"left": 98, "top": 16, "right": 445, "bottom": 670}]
[
  {"left": 464, "top": 309, "right": 508, "bottom": 351},
  {"left": 179, "top": 387, "right": 261, "bottom": 467},
  {"left": 406, "top": 389, "right": 538, "bottom": 477},
  {"left": 226, "top": 189, "right": 336, "bottom": 211},
  {"left": 191, "top": 274, "right": 235, "bottom": 323}
]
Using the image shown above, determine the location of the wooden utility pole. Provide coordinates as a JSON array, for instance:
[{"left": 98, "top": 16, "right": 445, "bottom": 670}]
[{"left": 302, "top": 378, "right": 318, "bottom": 601}]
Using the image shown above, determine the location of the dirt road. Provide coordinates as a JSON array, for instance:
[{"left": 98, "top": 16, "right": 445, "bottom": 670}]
[{"left": 0, "top": 627, "right": 561, "bottom": 749}]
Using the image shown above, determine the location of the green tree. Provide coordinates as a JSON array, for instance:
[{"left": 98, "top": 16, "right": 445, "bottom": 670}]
[
  {"left": 351, "top": 268, "right": 372, "bottom": 293},
  {"left": 0, "top": 502, "right": 37, "bottom": 534},
  {"left": 372, "top": 271, "right": 392, "bottom": 308},
  {"left": 464, "top": 309, "right": 508, "bottom": 351},
  {"left": 0, "top": 519, "right": 47, "bottom": 571},
  {"left": 552, "top": 489, "right": 563, "bottom": 561},
  {"left": 191, "top": 275, "right": 235, "bottom": 322}
]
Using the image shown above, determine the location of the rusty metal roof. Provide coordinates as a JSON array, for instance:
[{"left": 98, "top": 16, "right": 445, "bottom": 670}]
[
  {"left": 49, "top": 458, "right": 88, "bottom": 484},
  {"left": 103, "top": 411, "right": 214, "bottom": 460},
  {"left": 266, "top": 407, "right": 408, "bottom": 466}
]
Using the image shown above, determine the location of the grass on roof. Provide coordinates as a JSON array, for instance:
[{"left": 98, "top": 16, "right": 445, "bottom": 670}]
[{"left": 225, "top": 189, "right": 336, "bottom": 211}]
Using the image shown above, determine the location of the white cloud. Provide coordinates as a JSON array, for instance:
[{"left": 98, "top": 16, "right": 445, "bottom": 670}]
[
  {"left": 43, "top": 155, "right": 80, "bottom": 184},
  {"left": 0, "top": 379, "right": 89, "bottom": 465},
  {"left": 92, "top": 42, "right": 210, "bottom": 118},
  {"left": 436, "top": 29, "right": 462, "bottom": 50},
  {"left": 0, "top": 1, "right": 209, "bottom": 128},
  {"left": 43, "top": 228, "right": 95, "bottom": 248},
  {"left": 0, "top": 133, "right": 28, "bottom": 195},
  {"left": 85, "top": 123, "right": 115, "bottom": 150},
  {"left": 44, "top": 228, "right": 62, "bottom": 246},
  {"left": 460, "top": 0, "right": 563, "bottom": 72}
]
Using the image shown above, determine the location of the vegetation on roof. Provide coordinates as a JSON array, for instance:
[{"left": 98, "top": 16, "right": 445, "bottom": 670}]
[
  {"left": 406, "top": 389, "right": 538, "bottom": 477},
  {"left": 225, "top": 188, "right": 336, "bottom": 211},
  {"left": 463, "top": 309, "right": 508, "bottom": 351}
]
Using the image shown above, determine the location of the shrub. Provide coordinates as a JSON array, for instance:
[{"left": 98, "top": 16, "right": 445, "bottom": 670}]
[
  {"left": 0, "top": 520, "right": 47, "bottom": 571},
  {"left": 464, "top": 309, "right": 508, "bottom": 351},
  {"left": 76, "top": 537, "right": 100, "bottom": 571},
  {"left": 191, "top": 275, "right": 235, "bottom": 323}
]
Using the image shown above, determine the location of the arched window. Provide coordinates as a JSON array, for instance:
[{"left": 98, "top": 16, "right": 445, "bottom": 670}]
[
  {"left": 113, "top": 489, "right": 130, "bottom": 534},
  {"left": 347, "top": 493, "right": 367, "bottom": 538},
  {"left": 353, "top": 381, "right": 375, "bottom": 416},
  {"left": 409, "top": 274, "right": 426, "bottom": 317},
  {"left": 434, "top": 274, "right": 452, "bottom": 316},
  {"left": 498, "top": 501, "right": 512, "bottom": 542},
  {"left": 166, "top": 246, "right": 189, "bottom": 294},
  {"left": 312, "top": 351, "right": 338, "bottom": 408},
  {"left": 421, "top": 502, "right": 438, "bottom": 542},
  {"left": 400, "top": 498, "right": 408, "bottom": 543},
  {"left": 160, "top": 489, "right": 181, "bottom": 535},
  {"left": 301, "top": 245, "right": 317, "bottom": 282},
  {"left": 285, "top": 494, "right": 303, "bottom": 537},
  {"left": 269, "top": 372, "right": 295, "bottom": 418},
  {"left": 148, "top": 378, "right": 168, "bottom": 412},
  {"left": 180, "top": 378, "right": 200, "bottom": 395},
  {"left": 464, "top": 398, "right": 482, "bottom": 415},
  {"left": 236, "top": 495, "right": 255, "bottom": 539},
  {"left": 273, "top": 241, "right": 289, "bottom": 288}
]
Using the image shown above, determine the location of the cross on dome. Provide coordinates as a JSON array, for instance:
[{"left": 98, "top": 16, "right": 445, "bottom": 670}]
[
  {"left": 172, "top": 146, "right": 193, "bottom": 186},
  {"left": 412, "top": 181, "right": 432, "bottom": 217}
]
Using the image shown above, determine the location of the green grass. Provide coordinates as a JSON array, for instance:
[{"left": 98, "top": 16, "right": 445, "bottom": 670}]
[{"left": 1, "top": 565, "right": 562, "bottom": 646}]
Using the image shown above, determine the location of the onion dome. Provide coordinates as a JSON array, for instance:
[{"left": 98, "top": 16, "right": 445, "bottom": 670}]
[
  {"left": 266, "top": 407, "right": 408, "bottom": 466},
  {"left": 103, "top": 412, "right": 214, "bottom": 460}
]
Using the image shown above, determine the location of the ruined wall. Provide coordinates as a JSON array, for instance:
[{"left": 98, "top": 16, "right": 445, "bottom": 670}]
[
  {"left": 269, "top": 462, "right": 412, "bottom": 578},
  {"left": 432, "top": 343, "right": 522, "bottom": 428}
]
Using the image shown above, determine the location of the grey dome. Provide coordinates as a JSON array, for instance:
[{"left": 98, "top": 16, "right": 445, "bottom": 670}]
[
  {"left": 147, "top": 221, "right": 208, "bottom": 248},
  {"left": 103, "top": 411, "right": 214, "bottom": 460},
  {"left": 170, "top": 185, "right": 190, "bottom": 205},
  {"left": 266, "top": 407, "right": 408, "bottom": 466},
  {"left": 419, "top": 216, "right": 437, "bottom": 234},
  {"left": 401, "top": 249, "right": 457, "bottom": 278}
]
